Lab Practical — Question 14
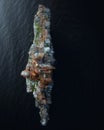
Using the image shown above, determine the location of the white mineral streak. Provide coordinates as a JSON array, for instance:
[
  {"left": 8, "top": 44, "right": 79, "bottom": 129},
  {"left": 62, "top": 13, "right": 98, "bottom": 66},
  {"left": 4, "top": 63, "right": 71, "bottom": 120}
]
[{"left": 21, "top": 4, "right": 55, "bottom": 126}]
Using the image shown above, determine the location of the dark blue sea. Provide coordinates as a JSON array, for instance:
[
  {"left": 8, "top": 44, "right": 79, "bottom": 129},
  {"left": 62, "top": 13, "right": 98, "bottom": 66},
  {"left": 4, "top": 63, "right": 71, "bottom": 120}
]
[{"left": 0, "top": 0, "right": 100, "bottom": 129}]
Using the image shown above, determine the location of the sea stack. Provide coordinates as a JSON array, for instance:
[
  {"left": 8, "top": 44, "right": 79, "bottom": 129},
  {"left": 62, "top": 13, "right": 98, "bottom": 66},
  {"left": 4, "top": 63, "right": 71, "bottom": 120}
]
[{"left": 21, "top": 5, "right": 55, "bottom": 126}]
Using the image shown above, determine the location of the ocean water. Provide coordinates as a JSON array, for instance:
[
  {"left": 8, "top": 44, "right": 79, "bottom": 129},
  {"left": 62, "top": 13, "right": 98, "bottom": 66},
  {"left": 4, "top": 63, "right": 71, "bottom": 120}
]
[{"left": 0, "top": 0, "right": 98, "bottom": 129}]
